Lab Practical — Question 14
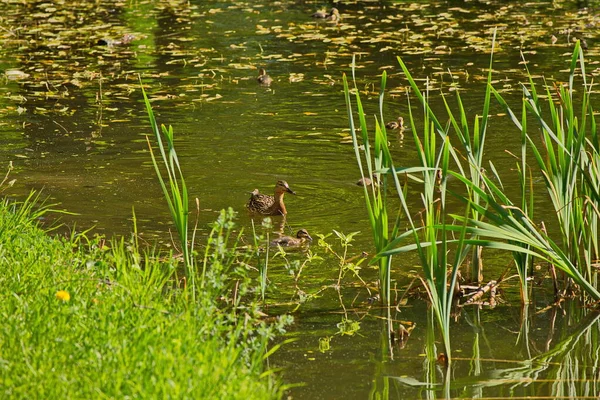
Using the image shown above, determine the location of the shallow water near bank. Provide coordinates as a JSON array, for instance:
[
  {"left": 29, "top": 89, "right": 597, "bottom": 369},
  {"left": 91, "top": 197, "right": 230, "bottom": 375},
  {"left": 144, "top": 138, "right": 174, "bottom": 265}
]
[{"left": 2, "top": 0, "right": 600, "bottom": 398}]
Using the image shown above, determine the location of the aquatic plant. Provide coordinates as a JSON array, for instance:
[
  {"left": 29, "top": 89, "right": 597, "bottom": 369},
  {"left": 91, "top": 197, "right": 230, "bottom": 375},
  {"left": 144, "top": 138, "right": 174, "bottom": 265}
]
[
  {"left": 346, "top": 35, "right": 600, "bottom": 370},
  {"left": 345, "top": 44, "right": 499, "bottom": 361},
  {"left": 345, "top": 65, "right": 455, "bottom": 361},
  {"left": 442, "top": 41, "right": 600, "bottom": 301},
  {"left": 251, "top": 217, "right": 272, "bottom": 302},
  {"left": 492, "top": 41, "right": 600, "bottom": 297},
  {"left": 141, "top": 82, "right": 195, "bottom": 297},
  {"left": 343, "top": 63, "right": 396, "bottom": 307},
  {"left": 317, "top": 230, "right": 370, "bottom": 292}
]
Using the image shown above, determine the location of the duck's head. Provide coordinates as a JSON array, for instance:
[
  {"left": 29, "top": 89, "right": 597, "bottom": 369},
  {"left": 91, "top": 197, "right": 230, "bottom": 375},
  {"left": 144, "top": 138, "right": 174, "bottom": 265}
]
[
  {"left": 330, "top": 8, "right": 340, "bottom": 18},
  {"left": 258, "top": 68, "right": 267, "bottom": 76},
  {"left": 296, "top": 229, "right": 313, "bottom": 241},
  {"left": 275, "top": 180, "right": 296, "bottom": 195}
]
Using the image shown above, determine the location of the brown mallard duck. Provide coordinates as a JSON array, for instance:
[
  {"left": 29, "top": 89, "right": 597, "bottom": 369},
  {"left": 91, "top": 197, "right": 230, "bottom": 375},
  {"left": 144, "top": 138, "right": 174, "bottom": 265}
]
[
  {"left": 312, "top": 7, "right": 341, "bottom": 22},
  {"left": 257, "top": 68, "right": 273, "bottom": 86},
  {"left": 385, "top": 117, "right": 405, "bottom": 130},
  {"left": 246, "top": 180, "right": 296, "bottom": 215},
  {"left": 271, "top": 229, "right": 313, "bottom": 247}
]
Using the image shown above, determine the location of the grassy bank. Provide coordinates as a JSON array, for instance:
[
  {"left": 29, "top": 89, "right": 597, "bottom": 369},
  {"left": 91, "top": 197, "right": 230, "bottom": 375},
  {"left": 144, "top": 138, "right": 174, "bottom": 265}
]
[{"left": 0, "top": 195, "right": 285, "bottom": 399}]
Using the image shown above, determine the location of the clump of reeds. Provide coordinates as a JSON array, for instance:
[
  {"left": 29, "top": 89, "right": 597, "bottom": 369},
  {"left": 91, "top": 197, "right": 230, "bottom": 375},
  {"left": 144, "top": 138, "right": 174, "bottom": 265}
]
[{"left": 345, "top": 34, "right": 600, "bottom": 364}]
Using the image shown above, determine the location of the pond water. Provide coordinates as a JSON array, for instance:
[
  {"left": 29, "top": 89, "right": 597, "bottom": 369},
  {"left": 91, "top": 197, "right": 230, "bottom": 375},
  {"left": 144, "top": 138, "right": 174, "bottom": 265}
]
[{"left": 2, "top": 0, "right": 600, "bottom": 398}]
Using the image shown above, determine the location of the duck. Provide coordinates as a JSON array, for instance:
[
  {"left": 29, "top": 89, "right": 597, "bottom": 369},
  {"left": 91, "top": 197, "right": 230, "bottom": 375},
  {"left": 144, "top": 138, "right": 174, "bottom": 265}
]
[
  {"left": 385, "top": 117, "right": 405, "bottom": 130},
  {"left": 271, "top": 229, "right": 313, "bottom": 247},
  {"left": 246, "top": 180, "right": 296, "bottom": 216},
  {"left": 257, "top": 68, "right": 273, "bottom": 86},
  {"left": 312, "top": 7, "right": 341, "bottom": 22},
  {"left": 356, "top": 176, "right": 378, "bottom": 187}
]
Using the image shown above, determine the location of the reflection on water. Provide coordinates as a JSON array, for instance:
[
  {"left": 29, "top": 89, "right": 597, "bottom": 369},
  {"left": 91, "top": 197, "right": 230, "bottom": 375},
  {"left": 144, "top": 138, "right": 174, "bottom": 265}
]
[{"left": 1, "top": 0, "right": 599, "bottom": 398}]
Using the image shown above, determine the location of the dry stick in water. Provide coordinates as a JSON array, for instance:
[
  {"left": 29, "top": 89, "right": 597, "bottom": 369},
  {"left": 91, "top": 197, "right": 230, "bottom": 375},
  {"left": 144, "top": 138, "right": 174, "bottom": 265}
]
[{"left": 461, "top": 280, "right": 498, "bottom": 306}]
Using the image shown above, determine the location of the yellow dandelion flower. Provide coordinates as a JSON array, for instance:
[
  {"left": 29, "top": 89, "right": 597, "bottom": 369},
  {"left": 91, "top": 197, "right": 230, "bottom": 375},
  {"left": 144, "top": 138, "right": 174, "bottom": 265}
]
[{"left": 55, "top": 290, "right": 70, "bottom": 302}]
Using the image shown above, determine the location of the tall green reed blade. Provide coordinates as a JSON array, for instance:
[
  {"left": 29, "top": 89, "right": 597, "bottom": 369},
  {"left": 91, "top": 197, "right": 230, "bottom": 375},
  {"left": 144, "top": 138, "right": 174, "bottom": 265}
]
[
  {"left": 343, "top": 61, "right": 393, "bottom": 306},
  {"left": 381, "top": 36, "right": 497, "bottom": 360},
  {"left": 141, "top": 81, "right": 195, "bottom": 297},
  {"left": 343, "top": 61, "right": 470, "bottom": 362}
]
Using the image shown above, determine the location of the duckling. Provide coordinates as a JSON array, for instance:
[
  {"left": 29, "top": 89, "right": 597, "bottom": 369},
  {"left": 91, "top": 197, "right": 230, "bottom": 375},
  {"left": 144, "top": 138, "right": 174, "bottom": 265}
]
[
  {"left": 246, "top": 180, "right": 296, "bottom": 216},
  {"left": 312, "top": 7, "right": 341, "bottom": 22},
  {"left": 385, "top": 116, "right": 405, "bottom": 130},
  {"left": 271, "top": 229, "right": 313, "bottom": 247},
  {"left": 257, "top": 68, "right": 273, "bottom": 86},
  {"left": 356, "top": 177, "right": 372, "bottom": 186},
  {"left": 356, "top": 176, "right": 378, "bottom": 187}
]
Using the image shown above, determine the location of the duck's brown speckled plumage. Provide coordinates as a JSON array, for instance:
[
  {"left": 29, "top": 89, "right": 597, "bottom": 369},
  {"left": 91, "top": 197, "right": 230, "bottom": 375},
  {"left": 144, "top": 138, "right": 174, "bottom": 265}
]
[
  {"left": 385, "top": 117, "right": 405, "bottom": 130},
  {"left": 246, "top": 180, "right": 295, "bottom": 215},
  {"left": 312, "top": 7, "right": 340, "bottom": 22},
  {"left": 257, "top": 68, "right": 273, "bottom": 86},
  {"left": 271, "top": 229, "right": 313, "bottom": 247}
]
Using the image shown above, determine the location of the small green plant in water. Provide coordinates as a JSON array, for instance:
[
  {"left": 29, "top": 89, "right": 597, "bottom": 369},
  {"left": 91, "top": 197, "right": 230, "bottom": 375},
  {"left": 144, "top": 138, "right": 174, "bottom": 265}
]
[
  {"left": 317, "top": 230, "right": 371, "bottom": 295},
  {"left": 277, "top": 247, "right": 322, "bottom": 308},
  {"left": 336, "top": 317, "right": 361, "bottom": 336},
  {"left": 250, "top": 217, "right": 274, "bottom": 302}
]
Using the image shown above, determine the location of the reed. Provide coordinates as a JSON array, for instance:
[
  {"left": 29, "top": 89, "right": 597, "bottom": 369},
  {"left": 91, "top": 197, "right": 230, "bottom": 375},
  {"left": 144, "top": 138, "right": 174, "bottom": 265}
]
[
  {"left": 381, "top": 105, "right": 469, "bottom": 363},
  {"left": 511, "top": 96, "right": 535, "bottom": 304},
  {"left": 343, "top": 63, "right": 395, "bottom": 306},
  {"left": 343, "top": 31, "right": 600, "bottom": 363},
  {"left": 376, "top": 39, "right": 503, "bottom": 360},
  {"left": 141, "top": 82, "right": 195, "bottom": 297},
  {"left": 344, "top": 62, "right": 470, "bottom": 361},
  {"left": 447, "top": 170, "right": 600, "bottom": 300}
]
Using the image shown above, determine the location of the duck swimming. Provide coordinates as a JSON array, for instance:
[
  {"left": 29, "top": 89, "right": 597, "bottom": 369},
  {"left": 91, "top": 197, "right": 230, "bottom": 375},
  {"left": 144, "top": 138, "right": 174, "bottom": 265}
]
[
  {"left": 356, "top": 176, "right": 378, "bottom": 187},
  {"left": 271, "top": 229, "right": 313, "bottom": 247},
  {"left": 246, "top": 180, "right": 296, "bottom": 216},
  {"left": 385, "top": 117, "right": 405, "bottom": 130},
  {"left": 312, "top": 7, "right": 341, "bottom": 22},
  {"left": 257, "top": 68, "right": 273, "bottom": 86}
]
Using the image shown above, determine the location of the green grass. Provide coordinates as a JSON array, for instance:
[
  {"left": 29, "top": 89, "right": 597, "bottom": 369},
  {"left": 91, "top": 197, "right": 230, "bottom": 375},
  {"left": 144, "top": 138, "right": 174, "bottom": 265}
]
[{"left": 0, "top": 195, "right": 286, "bottom": 399}]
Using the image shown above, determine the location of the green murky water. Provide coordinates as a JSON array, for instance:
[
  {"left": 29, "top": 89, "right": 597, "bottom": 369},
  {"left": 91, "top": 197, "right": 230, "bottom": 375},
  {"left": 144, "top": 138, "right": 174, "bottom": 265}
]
[{"left": 2, "top": 0, "right": 600, "bottom": 398}]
